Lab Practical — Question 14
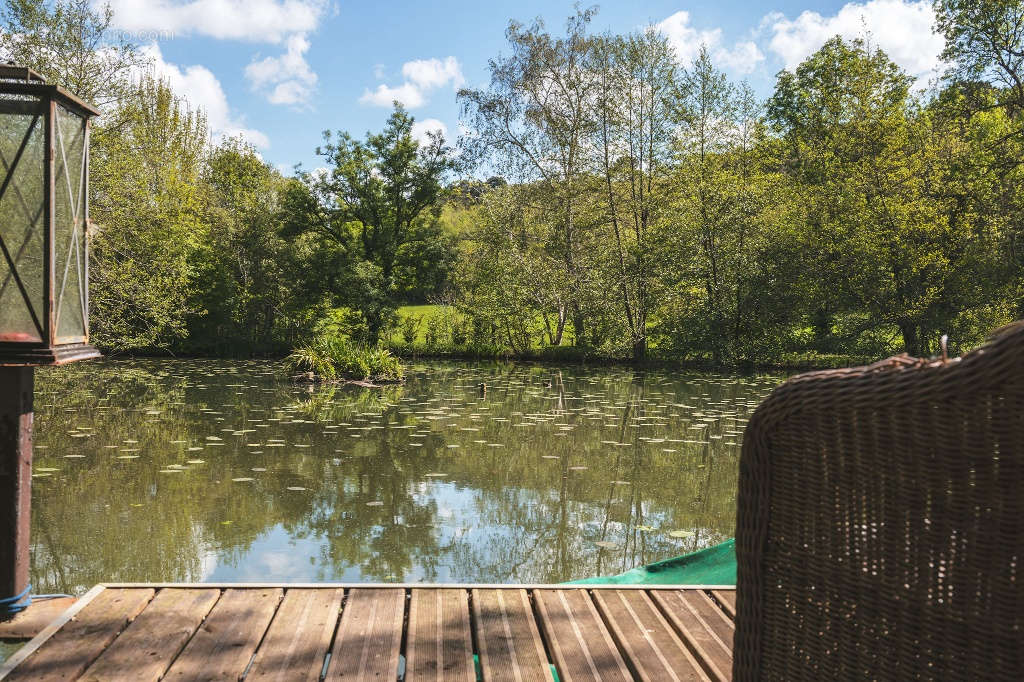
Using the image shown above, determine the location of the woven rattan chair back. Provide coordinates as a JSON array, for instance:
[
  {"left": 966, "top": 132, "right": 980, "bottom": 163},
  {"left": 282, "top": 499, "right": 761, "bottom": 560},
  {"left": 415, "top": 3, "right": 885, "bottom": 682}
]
[{"left": 733, "top": 323, "right": 1024, "bottom": 681}]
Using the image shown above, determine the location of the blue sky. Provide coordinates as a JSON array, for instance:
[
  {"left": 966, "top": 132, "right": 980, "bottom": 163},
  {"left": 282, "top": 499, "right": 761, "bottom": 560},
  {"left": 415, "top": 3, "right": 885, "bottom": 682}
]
[{"left": 103, "top": 1, "right": 945, "bottom": 174}]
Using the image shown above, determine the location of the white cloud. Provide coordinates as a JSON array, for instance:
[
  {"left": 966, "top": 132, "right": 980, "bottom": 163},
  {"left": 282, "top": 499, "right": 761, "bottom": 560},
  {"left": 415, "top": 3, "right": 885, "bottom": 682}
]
[
  {"left": 411, "top": 118, "right": 448, "bottom": 146},
  {"left": 765, "top": 0, "right": 944, "bottom": 80},
  {"left": 360, "top": 82, "right": 426, "bottom": 108},
  {"left": 104, "top": 0, "right": 327, "bottom": 44},
  {"left": 360, "top": 56, "right": 464, "bottom": 108},
  {"left": 140, "top": 43, "right": 269, "bottom": 148},
  {"left": 402, "top": 57, "right": 465, "bottom": 91},
  {"left": 107, "top": 0, "right": 325, "bottom": 106},
  {"left": 656, "top": 11, "right": 765, "bottom": 74},
  {"left": 245, "top": 34, "right": 317, "bottom": 106}
]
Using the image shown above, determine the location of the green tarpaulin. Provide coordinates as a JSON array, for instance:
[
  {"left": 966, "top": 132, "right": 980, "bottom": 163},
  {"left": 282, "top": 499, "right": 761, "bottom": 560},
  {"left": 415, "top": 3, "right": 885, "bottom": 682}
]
[{"left": 567, "top": 539, "right": 736, "bottom": 586}]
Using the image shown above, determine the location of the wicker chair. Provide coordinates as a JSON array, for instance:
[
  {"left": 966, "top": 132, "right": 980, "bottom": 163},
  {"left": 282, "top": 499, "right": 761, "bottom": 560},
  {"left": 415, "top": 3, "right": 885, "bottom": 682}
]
[{"left": 734, "top": 323, "right": 1024, "bottom": 681}]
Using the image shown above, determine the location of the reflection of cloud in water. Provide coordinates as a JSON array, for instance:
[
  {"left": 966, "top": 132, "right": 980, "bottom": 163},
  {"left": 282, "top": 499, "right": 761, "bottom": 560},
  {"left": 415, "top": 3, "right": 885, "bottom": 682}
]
[{"left": 28, "top": 358, "right": 781, "bottom": 591}]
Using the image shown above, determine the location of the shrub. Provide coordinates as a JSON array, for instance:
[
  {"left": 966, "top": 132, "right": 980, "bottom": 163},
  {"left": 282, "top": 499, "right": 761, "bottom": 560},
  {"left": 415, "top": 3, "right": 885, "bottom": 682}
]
[
  {"left": 450, "top": 317, "right": 469, "bottom": 346},
  {"left": 400, "top": 314, "right": 422, "bottom": 345},
  {"left": 285, "top": 336, "right": 404, "bottom": 382},
  {"left": 423, "top": 315, "right": 443, "bottom": 349}
]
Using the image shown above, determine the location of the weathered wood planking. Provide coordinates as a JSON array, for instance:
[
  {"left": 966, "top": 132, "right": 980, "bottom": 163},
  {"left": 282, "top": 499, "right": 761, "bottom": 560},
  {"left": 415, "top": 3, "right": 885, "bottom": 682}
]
[
  {"left": 593, "top": 589, "right": 711, "bottom": 682},
  {"left": 248, "top": 588, "right": 344, "bottom": 680},
  {"left": 406, "top": 588, "right": 475, "bottom": 681},
  {"left": 711, "top": 589, "right": 736, "bottom": 620},
  {"left": 162, "top": 587, "right": 283, "bottom": 681},
  {"left": 5, "top": 588, "right": 154, "bottom": 682},
  {"left": 534, "top": 589, "right": 632, "bottom": 682},
  {"left": 0, "top": 597, "right": 76, "bottom": 640},
  {"left": 473, "top": 588, "right": 554, "bottom": 682},
  {"left": 79, "top": 589, "right": 219, "bottom": 682},
  {"left": 0, "top": 586, "right": 738, "bottom": 682},
  {"left": 324, "top": 588, "right": 404, "bottom": 680},
  {"left": 651, "top": 590, "right": 735, "bottom": 681}
]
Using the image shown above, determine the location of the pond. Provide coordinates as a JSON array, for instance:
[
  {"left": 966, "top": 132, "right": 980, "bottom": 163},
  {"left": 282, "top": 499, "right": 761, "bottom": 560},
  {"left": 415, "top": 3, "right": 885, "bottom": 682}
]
[{"left": 27, "top": 359, "right": 782, "bottom": 593}]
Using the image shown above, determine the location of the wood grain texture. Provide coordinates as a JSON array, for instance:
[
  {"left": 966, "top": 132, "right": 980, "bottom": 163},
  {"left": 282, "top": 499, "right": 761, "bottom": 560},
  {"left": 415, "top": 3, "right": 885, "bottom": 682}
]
[
  {"left": 651, "top": 590, "right": 734, "bottom": 681},
  {"left": 247, "top": 588, "right": 344, "bottom": 681},
  {"left": 710, "top": 591, "right": 735, "bottom": 620},
  {"left": 324, "top": 588, "right": 404, "bottom": 680},
  {"left": 533, "top": 589, "right": 630, "bottom": 682},
  {"left": 5, "top": 588, "right": 154, "bottom": 682},
  {"left": 594, "top": 590, "right": 711, "bottom": 682},
  {"left": 163, "top": 588, "right": 282, "bottom": 681},
  {"left": 406, "top": 588, "right": 475, "bottom": 682},
  {"left": 472, "top": 588, "right": 553, "bottom": 682},
  {"left": 0, "top": 597, "right": 76, "bottom": 640},
  {"left": 79, "top": 588, "right": 220, "bottom": 682}
]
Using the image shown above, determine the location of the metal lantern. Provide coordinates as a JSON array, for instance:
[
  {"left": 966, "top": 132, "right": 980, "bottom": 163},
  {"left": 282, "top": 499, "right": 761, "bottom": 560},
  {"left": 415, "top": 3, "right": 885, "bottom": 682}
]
[
  {"left": 0, "top": 65, "right": 100, "bottom": 366},
  {"left": 0, "top": 66, "right": 99, "bottom": 621}
]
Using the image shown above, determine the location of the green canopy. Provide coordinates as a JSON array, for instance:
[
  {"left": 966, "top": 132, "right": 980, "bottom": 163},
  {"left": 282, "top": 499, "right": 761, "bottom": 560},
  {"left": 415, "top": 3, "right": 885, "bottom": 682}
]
[{"left": 567, "top": 539, "right": 736, "bottom": 586}]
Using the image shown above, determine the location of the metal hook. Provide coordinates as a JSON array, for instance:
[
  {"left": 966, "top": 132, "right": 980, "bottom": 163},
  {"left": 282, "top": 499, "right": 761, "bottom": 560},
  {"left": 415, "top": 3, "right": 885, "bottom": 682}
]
[{"left": 940, "top": 334, "right": 948, "bottom": 364}]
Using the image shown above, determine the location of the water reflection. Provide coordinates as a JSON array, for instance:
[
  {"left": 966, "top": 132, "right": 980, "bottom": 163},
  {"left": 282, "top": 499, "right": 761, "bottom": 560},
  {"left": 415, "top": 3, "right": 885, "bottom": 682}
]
[{"left": 29, "top": 359, "right": 781, "bottom": 592}]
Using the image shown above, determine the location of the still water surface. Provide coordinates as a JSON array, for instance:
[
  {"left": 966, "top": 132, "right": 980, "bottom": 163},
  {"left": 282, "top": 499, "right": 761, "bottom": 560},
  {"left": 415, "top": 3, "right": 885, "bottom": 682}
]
[{"left": 29, "top": 359, "right": 781, "bottom": 593}]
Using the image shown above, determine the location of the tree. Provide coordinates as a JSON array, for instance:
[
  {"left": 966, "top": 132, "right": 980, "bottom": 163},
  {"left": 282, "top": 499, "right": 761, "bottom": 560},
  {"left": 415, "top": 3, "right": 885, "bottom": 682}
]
[
  {"left": 89, "top": 76, "right": 208, "bottom": 350},
  {"left": 184, "top": 137, "right": 316, "bottom": 354},
  {"left": 934, "top": 0, "right": 1024, "bottom": 321},
  {"left": 286, "top": 105, "right": 457, "bottom": 344},
  {"left": 460, "top": 8, "right": 603, "bottom": 346},
  {"left": 934, "top": 0, "right": 1024, "bottom": 116},
  {"left": 591, "top": 29, "right": 677, "bottom": 360},
  {"left": 0, "top": 0, "right": 145, "bottom": 109},
  {"left": 769, "top": 37, "right": 982, "bottom": 356}
]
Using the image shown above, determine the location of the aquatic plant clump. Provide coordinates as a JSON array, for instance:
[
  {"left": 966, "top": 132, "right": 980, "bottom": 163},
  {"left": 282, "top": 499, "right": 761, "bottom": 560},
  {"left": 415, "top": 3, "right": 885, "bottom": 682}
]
[{"left": 286, "top": 336, "right": 405, "bottom": 383}]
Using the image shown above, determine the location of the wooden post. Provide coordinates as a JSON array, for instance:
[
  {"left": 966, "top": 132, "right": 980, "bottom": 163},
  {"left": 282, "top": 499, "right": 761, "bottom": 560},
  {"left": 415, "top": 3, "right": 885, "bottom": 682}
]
[{"left": 0, "top": 366, "right": 33, "bottom": 619}]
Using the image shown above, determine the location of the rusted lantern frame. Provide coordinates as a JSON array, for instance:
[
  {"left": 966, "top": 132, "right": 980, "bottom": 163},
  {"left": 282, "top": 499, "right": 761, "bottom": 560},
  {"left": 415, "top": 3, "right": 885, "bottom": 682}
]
[
  {"left": 0, "top": 65, "right": 101, "bottom": 367},
  {"left": 0, "top": 66, "right": 100, "bottom": 621}
]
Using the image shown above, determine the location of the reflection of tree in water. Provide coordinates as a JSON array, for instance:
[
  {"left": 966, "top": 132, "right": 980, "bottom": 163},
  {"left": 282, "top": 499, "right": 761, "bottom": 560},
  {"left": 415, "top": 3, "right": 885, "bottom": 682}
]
[{"left": 28, "top": 358, "right": 770, "bottom": 590}]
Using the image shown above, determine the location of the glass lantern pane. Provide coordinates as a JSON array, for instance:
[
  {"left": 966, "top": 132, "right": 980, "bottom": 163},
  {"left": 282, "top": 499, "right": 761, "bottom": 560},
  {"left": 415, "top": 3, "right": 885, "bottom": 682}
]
[
  {"left": 55, "top": 104, "right": 87, "bottom": 342},
  {"left": 0, "top": 100, "right": 44, "bottom": 343}
]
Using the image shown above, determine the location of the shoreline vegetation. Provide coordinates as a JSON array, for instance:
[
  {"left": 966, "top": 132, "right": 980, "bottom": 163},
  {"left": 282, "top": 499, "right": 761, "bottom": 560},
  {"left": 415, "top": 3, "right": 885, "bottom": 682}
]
[
  {"left": 9, "top": 2, "right": 1020, "bottom": 372},
  {"left": 285, "top": 337, "right": 405, "bottom": 384}
]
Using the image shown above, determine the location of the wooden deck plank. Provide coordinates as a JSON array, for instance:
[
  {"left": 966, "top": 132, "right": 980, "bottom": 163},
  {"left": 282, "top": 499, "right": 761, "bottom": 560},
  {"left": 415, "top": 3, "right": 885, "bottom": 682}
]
[
  {"left": 0, "top": 586, "right": 106, "bottom": 681},
  {"left": 651, "top": 591, "right": 734, "bottom": 680},
  {"left": 710, "top": 590, "right": 735, "bottom": 620},
  {"left": 594, "top": 590, "right": 711, "bottom": 682},
  {"left": 79, "top": 588, "right": 220, "bottom": 682},
  {"left": 688, "top": 592, "right": 735, "bottom": 653},
  {"left": 324, "top": 588, "right": 404, "bottom": 680},
  {"left": 0, "top": 597, "right": 76, "bottom": 640},
  {"left": 163, "top": 587, "right": 282, "bottom": 681},
  {"left": 406, "top": 588, "right": 475, "bottom": 682},
  {"left": 246, "top": 588, "right": 344, "bottom": 681},
  {"left": 534, "top": 589, "right": 631, "bottom": 682},
  {"left": 4, "top": 588, "right": 154, "bottom": 682},
  {"left": 472, "top": 588, "right": 553, "bottom": 682},
  {"left": 1, "top": 584, "right": 737, "bottom": 681}
]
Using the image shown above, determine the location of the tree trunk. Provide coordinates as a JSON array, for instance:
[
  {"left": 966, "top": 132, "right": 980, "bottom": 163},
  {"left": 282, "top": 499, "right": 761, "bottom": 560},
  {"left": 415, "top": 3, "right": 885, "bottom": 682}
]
[{"left": 900, "top": 321, "right": 920, "bottom": 357}]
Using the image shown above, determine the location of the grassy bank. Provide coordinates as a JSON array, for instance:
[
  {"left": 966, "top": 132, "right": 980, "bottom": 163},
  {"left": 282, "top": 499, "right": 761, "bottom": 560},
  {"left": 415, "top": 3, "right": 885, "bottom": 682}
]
[{"left": 385, "top": 305, "right": 880, "bottom": 371}]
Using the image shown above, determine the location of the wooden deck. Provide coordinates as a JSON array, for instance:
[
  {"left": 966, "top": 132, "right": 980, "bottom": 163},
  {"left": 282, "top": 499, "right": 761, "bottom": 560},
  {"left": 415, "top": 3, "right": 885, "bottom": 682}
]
[{"left": 0, "top": 583, "right": 736, "bottom": 681}]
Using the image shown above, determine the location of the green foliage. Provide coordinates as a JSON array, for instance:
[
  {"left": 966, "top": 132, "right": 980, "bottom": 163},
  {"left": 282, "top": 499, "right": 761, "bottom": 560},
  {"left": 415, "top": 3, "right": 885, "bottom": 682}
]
[
  {"left": 423, "top": 314, "right": 443, "bottom": 350},
  {"left": 285, "top": 336, "right": 404, "bottom": 382},
  {"left": 0, "top": 0, "right": 145, "bottom": 108},
  {"left": 934, "top": 0, "right": 1024, "bottom": 113},
  {"left": 399, "top": 314, "right": 422, "bottom": 345},
  {"left": 90, "top": 75, "right": 208, "bottom": 351},
  {"left": 282, "top": 105, "right": 461, "bottom": 343},
  {"left": 8, "top": 0, "right": 1019, "bottom": 366}
]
